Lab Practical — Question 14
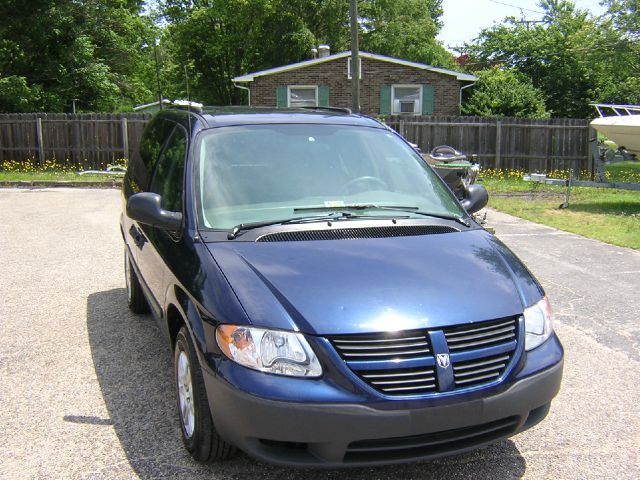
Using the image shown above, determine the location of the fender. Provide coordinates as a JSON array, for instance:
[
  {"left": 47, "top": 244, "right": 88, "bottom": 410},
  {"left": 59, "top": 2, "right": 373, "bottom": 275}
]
[{"left": 165, "top": 284, "right": 218, "bottom": 374}]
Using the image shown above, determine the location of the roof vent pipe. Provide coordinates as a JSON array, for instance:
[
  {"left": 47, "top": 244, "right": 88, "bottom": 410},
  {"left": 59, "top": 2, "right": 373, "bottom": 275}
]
[
  {"left": 311, "top": 48, "right": 318, "bottom": 59},
  {"left": 318, "top": 44, "right": 330, "bottom": 58}
]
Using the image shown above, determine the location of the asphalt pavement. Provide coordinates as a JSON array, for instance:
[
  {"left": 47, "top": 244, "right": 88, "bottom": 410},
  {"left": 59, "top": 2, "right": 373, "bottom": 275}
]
[{"left": 0, "top": 188, "right": 638, "bottom": 479}]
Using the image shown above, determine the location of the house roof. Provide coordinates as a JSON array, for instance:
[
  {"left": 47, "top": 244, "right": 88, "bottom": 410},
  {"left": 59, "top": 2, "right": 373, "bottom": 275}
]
[{"left": 232, "top": 51, "right": 478, "bottom": 83}]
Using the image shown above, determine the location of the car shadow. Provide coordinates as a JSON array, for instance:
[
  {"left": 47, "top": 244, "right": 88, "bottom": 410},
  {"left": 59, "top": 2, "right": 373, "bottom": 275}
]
[{"left": 86, "top": 288, "right": 527, "bottom": 479}]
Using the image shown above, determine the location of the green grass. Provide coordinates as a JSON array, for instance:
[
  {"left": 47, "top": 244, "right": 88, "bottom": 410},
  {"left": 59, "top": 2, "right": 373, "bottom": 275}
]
[
  {"left": 482, "top": 178, "right": 640, "bottom": 249},
  {"left": 606, "top": 161, "right": 640, "bottom": 183},
  {"left": 0, "top": 171, "right": 122, "bottom": 182}
]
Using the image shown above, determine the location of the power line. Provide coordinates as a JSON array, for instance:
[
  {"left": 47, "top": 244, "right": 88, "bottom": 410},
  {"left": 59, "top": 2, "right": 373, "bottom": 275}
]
[
  {"left": 460, "top": 39, "right": 634, "bottom": 66},
  {"left": 487, "top": 0, "right": 545, "bottom": 15}
]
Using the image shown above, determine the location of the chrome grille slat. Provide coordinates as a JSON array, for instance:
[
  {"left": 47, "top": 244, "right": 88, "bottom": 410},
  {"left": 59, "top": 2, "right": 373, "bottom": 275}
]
[
  {"left": 445, "top": 320, "right": 514, "bottom": 337},
  {"left": 337, "top": 341, "right": 429, "bottom": 351},
  {"left": 381, "top": 384, "right": 437, "bottom": 392},
  {"left": 362, "top": 370, "right": 434, "bottom": 379},
  {"left": 333, "top": 336, "right": 426, "bottom": 344},
  {"left": 370, "top": 377, "right": 436, "bottom": 386},
  {"left": 455, "top": 364, "right": 505, "bottom": 378},
  {"left": 454, "top": 371, "right": 500, "bottom": 385},
  {"left": 445, "top": 325, "right": 515, "bottom": 342},
  {"left": 340, "top": 348, "right": 430, "bottom": 358},
  {"left": 453, "top": 355, "right": 510, "bottom": 371},
  {"left": 447, "top": 332, "right": 515, "bottom": 350}
]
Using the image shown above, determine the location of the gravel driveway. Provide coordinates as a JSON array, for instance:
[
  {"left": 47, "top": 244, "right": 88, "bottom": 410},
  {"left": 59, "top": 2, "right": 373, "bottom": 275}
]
[{"left": 0, "top": 188, "right": 638, "bottom": 479}]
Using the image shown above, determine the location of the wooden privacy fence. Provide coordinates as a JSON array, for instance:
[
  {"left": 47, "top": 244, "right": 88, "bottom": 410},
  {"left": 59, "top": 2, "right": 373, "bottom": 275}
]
[
  {"left": 0, "top": 113, "right": 151, "bottom": 169},
  {"left": 1, "top": 113, "right": 592, "bottom": 173},
  {"left": 386, "top": 116, "right": 592, "bottom": 175}
]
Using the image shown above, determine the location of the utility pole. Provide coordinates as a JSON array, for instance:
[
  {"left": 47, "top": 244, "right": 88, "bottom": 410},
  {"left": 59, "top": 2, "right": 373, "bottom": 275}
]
[
  {"left": 349, "top": 0, "right": 360, "bottom": 113},
  {"left": 518, "top": 10, "right": 545, "bottom": 30}
]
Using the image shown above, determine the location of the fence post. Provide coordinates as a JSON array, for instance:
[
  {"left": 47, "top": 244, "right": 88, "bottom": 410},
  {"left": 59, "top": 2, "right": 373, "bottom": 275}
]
[
  {"left": 399, "top": 119, "right": 406, "bottom": 138},
  {"left": 591, "top": 127, "right": 606, "bottom": 182},
  {"left": 121, "top": 117, "right": 129, "bottom": 160},
  {"left": 494, "top": 120, "right": 501, "bottom": 168},
  {"left": 36, "top": 117, "right": 45, "bottom": 166}
]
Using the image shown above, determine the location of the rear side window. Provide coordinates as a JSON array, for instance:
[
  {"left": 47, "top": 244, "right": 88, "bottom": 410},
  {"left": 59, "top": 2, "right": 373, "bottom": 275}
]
[
  {"left": 150, "top": 126, "right": 188, "bottom": 212},
  {"left": 129, "top": 118, "right": 175, "bottom": 189}
]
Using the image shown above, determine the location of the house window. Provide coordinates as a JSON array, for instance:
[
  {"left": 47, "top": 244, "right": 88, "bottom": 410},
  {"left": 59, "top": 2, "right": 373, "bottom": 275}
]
[
  {"left": 392, "top": 85, "right": 422, "bottom": 114},
  {"left": 288, "top": 86, "right": 318, "bottom": 107},
  {"left": 347, "top": 58, "right": 363, "bottom": 79}
]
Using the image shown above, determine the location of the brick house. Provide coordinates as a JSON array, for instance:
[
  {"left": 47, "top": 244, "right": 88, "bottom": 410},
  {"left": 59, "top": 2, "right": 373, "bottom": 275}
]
[{"left": 232, "top": 50, "right": 477, "bottom": 116}]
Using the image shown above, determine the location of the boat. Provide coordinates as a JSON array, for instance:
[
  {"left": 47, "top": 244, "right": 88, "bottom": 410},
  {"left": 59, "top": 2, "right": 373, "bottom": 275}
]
[{"left": 590, "top": 104, "right": 640, "bottom": 158}]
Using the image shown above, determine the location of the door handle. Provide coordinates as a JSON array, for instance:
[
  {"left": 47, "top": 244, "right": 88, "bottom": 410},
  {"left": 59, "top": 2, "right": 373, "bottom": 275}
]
[{"left": 128, "top": 224, "right": 147, "bottom": 249}]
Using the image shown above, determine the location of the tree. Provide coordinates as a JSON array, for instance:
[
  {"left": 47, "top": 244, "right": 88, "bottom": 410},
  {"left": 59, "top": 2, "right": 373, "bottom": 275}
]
[
  {"left": 158, "top": 0, "right": 456, "bottom": 106},
  {"left": 461, "top": 67, "right": 549, "bottom": 118},
  {"left": 359, "top": 0, "right": 455, "bottom": 67},
  {"left": 462, "top": 0, "right": 636, "bottom": 117},
  {"left": 161, "top": 0, "right": 317, "bottom": 105},
  {"left": 603, "top": 0, "right": 639, "bottom": 38},
  {"left": 0, "top": 0, "right": 154, "bottom": 112}
]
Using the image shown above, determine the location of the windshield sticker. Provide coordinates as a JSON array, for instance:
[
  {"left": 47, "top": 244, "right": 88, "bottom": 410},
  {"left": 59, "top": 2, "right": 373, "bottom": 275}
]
[{"left": 324, "top": 200, "right": 345, "bottom": 207}]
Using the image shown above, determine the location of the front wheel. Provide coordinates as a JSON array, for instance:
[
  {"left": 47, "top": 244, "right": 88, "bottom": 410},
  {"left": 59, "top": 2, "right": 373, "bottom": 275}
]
[{"left": 174, "top": 327, "right": 236, "bottom": 462}]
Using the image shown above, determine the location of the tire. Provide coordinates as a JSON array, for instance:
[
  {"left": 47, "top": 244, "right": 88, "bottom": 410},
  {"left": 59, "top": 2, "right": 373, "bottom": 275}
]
[
  {"left": 174, "top": 326, "right": 236, "bottom": 462},
  {"left": 124, "top": 247, "right": 149, "bottom": 314}
]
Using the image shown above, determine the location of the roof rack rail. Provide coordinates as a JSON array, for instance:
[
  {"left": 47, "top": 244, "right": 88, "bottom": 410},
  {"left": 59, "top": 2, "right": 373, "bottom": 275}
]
[
  {"left": 171, "top": 99, "right": 204, "bottom": 112},
  {"left": 300, "top": 106, "right": 353, "bottom": 115}
]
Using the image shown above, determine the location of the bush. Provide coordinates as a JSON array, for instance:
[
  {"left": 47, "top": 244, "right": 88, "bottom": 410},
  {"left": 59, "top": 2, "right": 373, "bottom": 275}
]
[{"left": 462, "top": 67, "right": 550, "bottom": 119}]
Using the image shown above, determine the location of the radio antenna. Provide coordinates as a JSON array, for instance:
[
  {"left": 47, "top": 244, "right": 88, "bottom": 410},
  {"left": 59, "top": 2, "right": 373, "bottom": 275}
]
[{"left": 184, "top": 65, "right": 192, "bottom": 130}]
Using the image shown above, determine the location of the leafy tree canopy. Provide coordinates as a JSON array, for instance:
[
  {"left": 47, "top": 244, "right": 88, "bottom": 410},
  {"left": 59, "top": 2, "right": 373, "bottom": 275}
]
[
  {"left": 462, "top": 0, "right": 638, "bottom": 118},
  {"left": 359, "top": 0, "right": 455, "bottom": 68},
  {"left": 0, "top": 0, "right": 154, "bottom": 112},
  {"left": 461, "top": 67, "right": 549, "bottom": 118},
  {"left": 159, "top": 0, "right": 454, "bottom": 105}
]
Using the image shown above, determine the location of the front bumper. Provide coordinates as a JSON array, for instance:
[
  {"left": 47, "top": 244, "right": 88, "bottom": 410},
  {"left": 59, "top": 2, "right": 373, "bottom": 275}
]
[{"left": 202, "top": 343, "right": 563, "bottom": 467}]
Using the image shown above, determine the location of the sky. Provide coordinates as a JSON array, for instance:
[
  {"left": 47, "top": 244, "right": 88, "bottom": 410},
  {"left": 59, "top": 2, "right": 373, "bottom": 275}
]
[{"left": 437, "top": 0, "right": 607, "bottom": 51}]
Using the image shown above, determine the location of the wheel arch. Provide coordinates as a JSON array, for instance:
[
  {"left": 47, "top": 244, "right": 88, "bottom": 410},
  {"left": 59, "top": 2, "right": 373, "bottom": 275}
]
[{"left": 165, "top": 285, "right": 208, "bottom": 359}]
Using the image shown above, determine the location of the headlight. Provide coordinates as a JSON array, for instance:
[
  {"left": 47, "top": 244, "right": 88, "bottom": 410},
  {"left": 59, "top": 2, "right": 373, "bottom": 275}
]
[
  {"left": 524, "top": 296, "right": 553, "bottom": 351},
  {"left": 215, "top": 325, "right": 322, "bottom": 377}
]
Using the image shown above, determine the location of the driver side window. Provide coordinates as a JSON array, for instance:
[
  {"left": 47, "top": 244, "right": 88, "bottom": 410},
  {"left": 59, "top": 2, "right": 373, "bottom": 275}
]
[{"left": 149, "top": 126, "right": 188, "bottom": 212}]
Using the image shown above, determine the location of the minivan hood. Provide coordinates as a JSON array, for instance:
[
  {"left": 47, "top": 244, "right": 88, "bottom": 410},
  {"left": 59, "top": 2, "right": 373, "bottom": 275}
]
[{"left": 206, "top": 229, "right": 542, "bottom": 335}]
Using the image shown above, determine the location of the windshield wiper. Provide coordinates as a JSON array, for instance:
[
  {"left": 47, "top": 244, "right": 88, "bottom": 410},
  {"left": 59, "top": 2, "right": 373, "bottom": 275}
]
[
  {"left": 294, "top": 204, "right": 471, "bottom": 227},
  {"left": 226, "top": 211, "right": 390, "bottom": 239}
]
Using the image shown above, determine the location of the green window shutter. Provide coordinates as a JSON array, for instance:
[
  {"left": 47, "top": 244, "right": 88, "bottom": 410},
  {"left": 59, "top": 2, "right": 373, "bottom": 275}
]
[
  {"left": 318, "top": 85, "right": 330, "bottom": 107},
  {"left": 380, "top": 85, "right": 391, "bottom": 115},
  {"left": 422, "top": 85, "right": 435, "bottom": 115},
  {"left": 276, "top": 86, "right": 287, "bottom": 108}
]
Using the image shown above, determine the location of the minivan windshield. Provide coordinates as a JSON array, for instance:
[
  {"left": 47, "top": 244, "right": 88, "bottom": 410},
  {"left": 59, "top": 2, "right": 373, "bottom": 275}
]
[{"left": 196, "top": 124, "right": 465, "bottom": 229}]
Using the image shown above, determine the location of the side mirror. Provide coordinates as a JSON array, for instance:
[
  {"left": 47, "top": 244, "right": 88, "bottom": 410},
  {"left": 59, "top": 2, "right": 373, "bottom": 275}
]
[
  {"left": 460, "top": 184, "right": 488, "bottom": 214},
  {"left": 408, "top": 142, "right": 422, "bottom": 154},
  {"left": 126, "top": 192, "right": 182, "bottom": 230}
]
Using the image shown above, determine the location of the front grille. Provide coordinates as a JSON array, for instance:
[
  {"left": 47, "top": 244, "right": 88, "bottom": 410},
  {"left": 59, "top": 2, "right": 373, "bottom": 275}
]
[
  {"left": 444, "top": 317, "right": 517, "bottom": 351},
  {"left": 360, "top": 366, "right": 437, "bottom": 395},
  {"left": 344, "top": 416, "right": 520, "bottom": 463},
  {"left": 328, "top": 317, "right": 520, "bottom": 397},
  {"left": 256, "top": 225, "right": 458, "bottom": 242},
  {"left": 330, "top": 331, "right": 431, "bottom": 361},
  {"left": 453, "top": 353, "right": 511, "bottom": 387}
]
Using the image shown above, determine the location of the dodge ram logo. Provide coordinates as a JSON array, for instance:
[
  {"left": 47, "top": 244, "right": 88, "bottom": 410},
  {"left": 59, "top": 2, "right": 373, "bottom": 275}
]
[{"left": 436, "top": 353, "right": 450, "bottom": 369}]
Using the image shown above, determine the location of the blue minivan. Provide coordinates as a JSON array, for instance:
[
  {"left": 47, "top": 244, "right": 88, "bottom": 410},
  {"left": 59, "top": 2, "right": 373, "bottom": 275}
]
[{"left": 121, "top": 106, "right": 563, "bottom": 467}]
